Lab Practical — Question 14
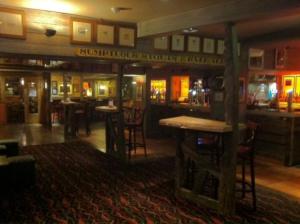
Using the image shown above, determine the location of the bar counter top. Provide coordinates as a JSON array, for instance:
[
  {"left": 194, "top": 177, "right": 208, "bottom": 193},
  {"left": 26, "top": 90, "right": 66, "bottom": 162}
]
[
  {"left": 247, "top": 109, "right": 300, "bottom": 118},
  {"left": 159, "top": 116, "right": 245, "bottom": 133}
]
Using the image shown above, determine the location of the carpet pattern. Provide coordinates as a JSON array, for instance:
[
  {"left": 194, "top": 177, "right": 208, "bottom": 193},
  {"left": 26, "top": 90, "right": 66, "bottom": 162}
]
[{"left": 1, "top": 141, "right": 300, "bottom": 223}]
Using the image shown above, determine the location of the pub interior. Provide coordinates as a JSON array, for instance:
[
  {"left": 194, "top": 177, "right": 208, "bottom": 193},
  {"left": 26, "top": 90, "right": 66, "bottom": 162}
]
[{"left": 0, "top": 0, "right": 300, "bottom": 223}]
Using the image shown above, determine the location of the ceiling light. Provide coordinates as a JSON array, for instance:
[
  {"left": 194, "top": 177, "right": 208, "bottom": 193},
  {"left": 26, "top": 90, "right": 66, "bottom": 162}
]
[
  {"left": 111, "top": 7, "right": 132, "bottom": 14},
  {"left": 183, "top": 27, "right": 198, "bottom": 33},
  {"left": 25, "top": 0, "right": 78, "bottom": 14}
]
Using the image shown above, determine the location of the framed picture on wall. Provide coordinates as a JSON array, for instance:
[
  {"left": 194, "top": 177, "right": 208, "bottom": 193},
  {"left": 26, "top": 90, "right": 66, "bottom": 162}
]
[
  {"left": 51, "top": 81, "right": 58, "bottom": 95},
  {"left": 171, "top": 34, "right": 185, "bottom": 52},
  {"left": 154, "top": 36, "right": 169, "bottom": 51},
  {"left": 118, "top": 26, "right": 136, "bottom": 47},
  {"left": 187, "top": 36, "right": 200, "bottom": 53},
  {"left": 71, "top": 18, "right": 93, "bottom": 44},
  {"left": 275, "top": 48, "right": 286, "bottom": 69},
  {"left": 203, "top": 38, "right": 215, "bottom": 54},
  {"left": 248, "top": 48, "right": 264, "bottom": 69},
  {"left": 0, "top": 7, "right": 26, "bottom": 39},
  {"left": 96, "top": 23, "right": 115, "bottom": 45}
]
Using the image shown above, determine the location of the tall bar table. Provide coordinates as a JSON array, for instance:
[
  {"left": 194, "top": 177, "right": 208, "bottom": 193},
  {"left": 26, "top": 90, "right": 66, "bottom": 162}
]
[
  {"left": 159, "top": 116, "right": 245, "bottom": 214},
  {"left": 61, "top": 101, "right": 79, "bottom": 137},
  {"left": 96, "top": 106, "right": 126, "bottom": 160}
]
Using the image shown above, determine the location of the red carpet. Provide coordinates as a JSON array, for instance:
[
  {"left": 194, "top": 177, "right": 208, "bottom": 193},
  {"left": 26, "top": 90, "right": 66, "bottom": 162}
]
[{"left": 0, "top": 141, "right": 299, "bottom": 223}]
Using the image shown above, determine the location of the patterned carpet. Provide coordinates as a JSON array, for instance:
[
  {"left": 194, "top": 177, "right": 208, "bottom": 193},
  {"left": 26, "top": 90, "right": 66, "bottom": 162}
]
[{"left": 0, "top": 141, "right": 300, "bottom": 223}]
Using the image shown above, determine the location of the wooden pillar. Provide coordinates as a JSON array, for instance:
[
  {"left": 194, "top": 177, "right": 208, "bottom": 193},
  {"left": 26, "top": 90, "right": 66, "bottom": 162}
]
[
  {"left": 219, "top": 22, "right": 239, "bottom": 215},
  {"left": 63, "top": 73, "right": 68, "bottom": 101},
  {"left": 115, "top": 63, "right": 126, "bottom": 160},
  {"left": 43, "top": 72, "right": 52, "bottom": 128}
]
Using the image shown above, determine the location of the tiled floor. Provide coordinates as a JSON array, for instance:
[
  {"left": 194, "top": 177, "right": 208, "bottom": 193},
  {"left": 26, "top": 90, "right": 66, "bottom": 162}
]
[{"left": 0, "top": 123, "right": 299, "bottom": 200}]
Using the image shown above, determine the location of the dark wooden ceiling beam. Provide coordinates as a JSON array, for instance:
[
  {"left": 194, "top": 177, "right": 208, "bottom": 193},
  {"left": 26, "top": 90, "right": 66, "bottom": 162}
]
[{"left": 137, "top": 0, "right": 300, "bottom": 37}]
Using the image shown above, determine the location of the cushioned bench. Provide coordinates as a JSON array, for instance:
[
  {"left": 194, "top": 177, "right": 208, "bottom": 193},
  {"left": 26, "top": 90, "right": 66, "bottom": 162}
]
[{"left": 0, "top": 139, "right": 19, "bottom": 156}]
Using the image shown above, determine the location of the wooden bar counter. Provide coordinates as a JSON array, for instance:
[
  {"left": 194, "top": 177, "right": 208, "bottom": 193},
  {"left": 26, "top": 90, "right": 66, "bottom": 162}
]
[
  {"left": 160, "top": 116, "right": 245, "bottom": 214},
  {"left": 247, "top": 110, "right": 300, "bottom": 166}
]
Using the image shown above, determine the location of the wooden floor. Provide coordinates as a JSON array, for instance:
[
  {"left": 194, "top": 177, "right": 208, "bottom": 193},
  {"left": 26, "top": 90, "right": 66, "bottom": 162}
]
[{"left": 0, "top": 123, "right": 299, "bottom": 201}]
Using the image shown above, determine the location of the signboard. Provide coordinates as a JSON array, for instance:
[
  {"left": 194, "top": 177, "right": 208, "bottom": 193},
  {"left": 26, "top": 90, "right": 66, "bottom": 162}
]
[{"left": 76, "top": 48, "right": 224, "bottom": 66}]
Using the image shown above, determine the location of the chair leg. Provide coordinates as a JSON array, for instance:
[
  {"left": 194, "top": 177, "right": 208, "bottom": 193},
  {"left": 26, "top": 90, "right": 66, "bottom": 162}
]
[
  {"left": 250, "top": 155, "right": 257, "bottom": 211},
  {"left": 242, "top": 158, "right": 246, "bottom": 199}
]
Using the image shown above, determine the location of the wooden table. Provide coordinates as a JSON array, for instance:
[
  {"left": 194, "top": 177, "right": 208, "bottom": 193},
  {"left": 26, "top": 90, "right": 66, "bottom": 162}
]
[
  {"left": 61, "top": 101, "right": 79, "bottom": 137},
  {"left": 159, "top": 116, "right": 245, "bottom": 214},
  {"left": 96, "top": 106, "right": 126, "bottom": 160}
]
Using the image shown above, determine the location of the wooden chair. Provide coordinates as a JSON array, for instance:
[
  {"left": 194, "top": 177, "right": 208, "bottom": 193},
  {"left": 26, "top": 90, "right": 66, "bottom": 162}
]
[
  {"left": 124, "top": 107, "right": 147, "bottom": 159},
  {"left": 237, "top": 121, "right": 259, "bottom": 211}
]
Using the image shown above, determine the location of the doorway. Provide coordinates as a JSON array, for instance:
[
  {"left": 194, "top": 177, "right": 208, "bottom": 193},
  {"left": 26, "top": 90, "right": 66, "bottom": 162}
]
[{"left": 23, "top": 76, "right": 43, "bottom": 123}]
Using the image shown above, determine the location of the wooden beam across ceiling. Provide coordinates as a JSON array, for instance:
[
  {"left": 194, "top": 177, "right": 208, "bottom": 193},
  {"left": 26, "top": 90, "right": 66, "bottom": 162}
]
[{"left": 137, "top": 0, "right": 300, "bottom": 38}]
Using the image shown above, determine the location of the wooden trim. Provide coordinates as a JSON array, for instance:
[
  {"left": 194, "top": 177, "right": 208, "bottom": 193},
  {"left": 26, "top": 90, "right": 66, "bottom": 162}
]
[
  {"left": 0, "top": 7, "right": 26, "bottom": 40},
  {"left": 70, "top": 17, "right": 95, "bottom": 45}
]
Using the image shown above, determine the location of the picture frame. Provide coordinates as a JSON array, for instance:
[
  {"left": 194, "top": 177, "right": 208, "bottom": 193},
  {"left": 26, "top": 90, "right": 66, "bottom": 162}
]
[
  {"left": 118, "top": 26, "right": 136, "bottom": 48},
  {"left": 171, "top": 34, "right": 185, "bottom": 52},
  {"left": 203, "top": 38, "right": 215, "bottom": 54},
  {"left": 71, "top": 18, "right": 93, "bottom": 44},
  {"left": 187, "top": 36, "right": 200, "bottom": 53},
  {"left": 154, "top": 36, "right": 169, "bottom": 51},
  {"left": 248, "top": 48, "right": 264, "bottom": 70},
  {"left": 275, "top": 48, "right": 286, "bottom": 69},
  {"left": 96, "top": 23, "right": 115, "bottom": 45},
  {"left": 0, "top": 7, "right": 26, "bottom": 39},
  {"left": 217, "top": 40, "right": 225, "bottom": 55}
]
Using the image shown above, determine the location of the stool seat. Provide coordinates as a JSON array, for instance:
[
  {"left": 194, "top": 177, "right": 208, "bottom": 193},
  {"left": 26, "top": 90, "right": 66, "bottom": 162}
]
[{"left": 238, "top": 145, "right": 252, "bottom": 155}]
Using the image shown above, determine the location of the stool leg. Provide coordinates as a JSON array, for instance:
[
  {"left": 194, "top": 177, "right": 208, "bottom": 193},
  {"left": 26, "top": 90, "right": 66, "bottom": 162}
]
[
  {"left": 133, "top": 127, "right": 137, "bottom": 154},
  {"left": 141, "top": 127, "right": 147, "bottom": 157},
  {"left": 128, "top": 128, "right": 132, "bottom": 160},
  {"left": 242, "top": 158, "right": 246, "bottom": 199},
  {"left": 250, "top": 155, "right": 257, "bottom": 211}
]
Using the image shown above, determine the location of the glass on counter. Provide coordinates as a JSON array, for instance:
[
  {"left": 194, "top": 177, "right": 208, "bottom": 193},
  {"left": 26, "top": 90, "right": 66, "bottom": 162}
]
[{"left": 150, "top": 79, "right": 166, "bottom": 103}]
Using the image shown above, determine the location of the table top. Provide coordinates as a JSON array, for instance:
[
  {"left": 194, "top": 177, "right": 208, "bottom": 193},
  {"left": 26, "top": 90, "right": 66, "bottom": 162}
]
[
  {"left": 60, "top": 101, "right": 79, "bottom": 105},
  {"left": 95, "top": 106, "right": 118, "bottom": 113},
  {"left": 159, "top": 116, "right": 245, "bottom": 133}
]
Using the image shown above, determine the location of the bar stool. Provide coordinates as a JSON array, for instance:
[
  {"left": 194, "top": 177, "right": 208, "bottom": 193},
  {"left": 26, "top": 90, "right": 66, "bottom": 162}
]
[
  {"left": 237, "top": 121, "right": 259, "bottom": 211},
  {"left": 125, "top": 108, "right": 147, "bottom": 159},
  {"left": 74, "top": 102, "right": 91, "bottom": 136}
]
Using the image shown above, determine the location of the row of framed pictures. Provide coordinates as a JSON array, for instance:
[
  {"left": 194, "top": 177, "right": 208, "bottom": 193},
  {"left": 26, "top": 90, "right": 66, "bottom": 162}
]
[
  {"left": 71, "top": 18, "right": 136, "bottom": 48},
  {"left": 154, "top": 35, "right": 240, "bottom": 55}
]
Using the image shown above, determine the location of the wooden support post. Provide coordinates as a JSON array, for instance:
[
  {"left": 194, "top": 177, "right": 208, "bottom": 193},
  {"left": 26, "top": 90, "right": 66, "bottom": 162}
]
[
  {"left": 63, "top": 73, "right": 68, "bottom": 101},
  {"left": 219, "top": 22, "right": 240, "bottom": 215},
  {"left": 43, "top": 72, "right": 51, "bottom": 128},
  {"left": 116, "top": 63, "right": 126, "bottom": 160}
]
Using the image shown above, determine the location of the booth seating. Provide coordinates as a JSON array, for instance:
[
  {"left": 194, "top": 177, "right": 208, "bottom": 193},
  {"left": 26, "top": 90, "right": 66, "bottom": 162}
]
[{"left": 0, "top": 139, "right": 36, "bottom": 189}]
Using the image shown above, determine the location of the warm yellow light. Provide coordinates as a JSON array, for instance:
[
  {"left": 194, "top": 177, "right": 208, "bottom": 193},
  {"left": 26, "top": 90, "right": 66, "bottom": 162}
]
[{"left": 24, "top": 0, "right": 79, "bottom": 14}]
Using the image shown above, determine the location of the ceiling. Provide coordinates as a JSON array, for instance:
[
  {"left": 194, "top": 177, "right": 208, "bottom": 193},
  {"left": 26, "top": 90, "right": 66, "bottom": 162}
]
[
  {"left": 0, "top": 0, "right": 233, "bottom": 23},
  {"left": 0, "top": 0, "right": 300, "bottom": 44}
]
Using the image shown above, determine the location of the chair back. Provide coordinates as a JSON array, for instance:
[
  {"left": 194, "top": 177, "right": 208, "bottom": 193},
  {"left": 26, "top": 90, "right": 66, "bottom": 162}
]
[{"left": 133, "top": 107, "right": 146, "bottom": 126}]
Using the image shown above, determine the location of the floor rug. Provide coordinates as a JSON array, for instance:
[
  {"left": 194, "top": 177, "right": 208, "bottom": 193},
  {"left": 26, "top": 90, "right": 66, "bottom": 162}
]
[{"left": 0, "top": 141, "right": 300, "bottom": 223}]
